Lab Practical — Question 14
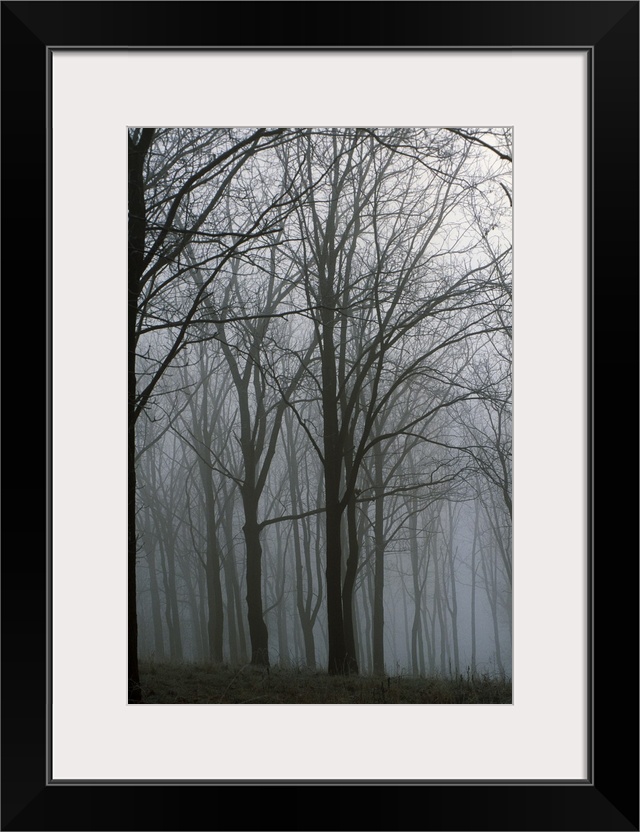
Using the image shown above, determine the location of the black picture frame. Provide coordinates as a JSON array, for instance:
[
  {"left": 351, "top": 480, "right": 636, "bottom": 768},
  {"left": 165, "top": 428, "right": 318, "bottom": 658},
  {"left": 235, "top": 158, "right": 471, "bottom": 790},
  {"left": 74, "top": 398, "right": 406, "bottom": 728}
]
[{"left": 2, "top": 2, "right": 637, "bottom": 830}]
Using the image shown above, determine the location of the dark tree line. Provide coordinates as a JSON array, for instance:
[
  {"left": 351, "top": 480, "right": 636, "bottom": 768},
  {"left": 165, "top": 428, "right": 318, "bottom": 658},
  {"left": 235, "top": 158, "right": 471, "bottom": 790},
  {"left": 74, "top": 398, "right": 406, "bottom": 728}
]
[{"left": 128, "top": 127, "right": 512, "bottom": 700}]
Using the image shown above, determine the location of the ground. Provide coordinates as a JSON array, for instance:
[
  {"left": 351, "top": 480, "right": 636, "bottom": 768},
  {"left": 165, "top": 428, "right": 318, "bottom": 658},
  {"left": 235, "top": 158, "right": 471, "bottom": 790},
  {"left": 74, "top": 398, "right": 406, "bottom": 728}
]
[{"left": 138, "top": 661, "right": 512, "bottom": 704}]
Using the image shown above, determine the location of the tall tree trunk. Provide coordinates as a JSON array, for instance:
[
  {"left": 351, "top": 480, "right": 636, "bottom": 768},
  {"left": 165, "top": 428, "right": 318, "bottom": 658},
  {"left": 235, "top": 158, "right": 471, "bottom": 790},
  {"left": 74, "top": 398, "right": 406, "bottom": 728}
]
[
  {"left": 481, "top": 541, "right": 505, "bottom": 678},
  {"left": 159, "top": 535, "right": 183, "bottom": 662},
  {"left": 433, "top": 547, "right": 447, "bottom": 677},
  {"left": 409, "top": 499, "right": 426, "bottom": 676},
  {"left": 201, "top": 470, "right": 224, "bottom": 663},
  {"left": 325, "top": 491, "right": 347, "bottom": 673},
  {"left": 221, "top": 487, "right": 248, "bottom": 663},
  {"left": 470, "top": 497, "right": 480, "bottom": 677},
  {"left": 128, "top": 136, "right": 146, "bottom": 701},
  {"left": 320, "top": 305, "right": 351, "bottom": 674},
  {"left": 446, "top": 504, "right": 460, "bottom": 677},
  {"left": 181, "top": 563, "right": 204, "bottom": 661},
  {"left": 288, "top": 421, "right": 317, "bottom": 668},
  {"left": 275, "top": 525, "right": 290, "bottom": 666},
  {"left": 145, "top": 537, "right": 165, "bottom": 661},
  {"left": 128, "top": 416, "right": 140, "bottom": 701},
  {"left": 127, "top": 128, "right": 155, "bottom": 702},
  {"left": 342, "top": 492, "right": 360, "bottom": 673},
  {"left": 372, "top": 454, "right": 386, "bottom": 674},
  {"left": 314, "top": 480, "right": 327, "bottom": 664},
  {"left": 361, "top": 567, "right": 374, "bottom": 674},
  {"left": 204, "top": 541, "right": 224, "bottom": 663},
  {"left": 197, "top": 567, "right": 209, "bottom": 663},
  {"left": 425, "top": 601, "right": 436, "bottom": 676},
  {"left": 223, "top": 557, "right": 239, "bottom": 665},
  {"left": 230, "top": 562, "right": 248, "bottom": 663},
  {"left": 402, "top": 582, "right": 411, "bottom": 675},
  {"left": 243, "top": 497, "right": 269, "bottom": 666}
]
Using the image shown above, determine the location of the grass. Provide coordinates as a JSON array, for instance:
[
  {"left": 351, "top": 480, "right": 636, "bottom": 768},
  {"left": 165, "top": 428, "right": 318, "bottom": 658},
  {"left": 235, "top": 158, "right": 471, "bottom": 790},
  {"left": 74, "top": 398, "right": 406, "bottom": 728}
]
[{"left": 139, "top": 660, "right": 512, "bottom": 704}]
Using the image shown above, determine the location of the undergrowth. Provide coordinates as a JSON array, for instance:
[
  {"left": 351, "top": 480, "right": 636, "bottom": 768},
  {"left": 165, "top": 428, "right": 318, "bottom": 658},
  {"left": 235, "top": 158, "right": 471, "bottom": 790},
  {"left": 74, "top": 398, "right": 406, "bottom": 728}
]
[{"left": 139, "top": 660, "right": 511, "bottom": 704}]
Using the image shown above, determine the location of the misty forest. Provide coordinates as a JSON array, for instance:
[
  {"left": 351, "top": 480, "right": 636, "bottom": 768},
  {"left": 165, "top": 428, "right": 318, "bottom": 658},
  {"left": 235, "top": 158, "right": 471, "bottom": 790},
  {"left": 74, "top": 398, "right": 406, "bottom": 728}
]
[{"left": 128, "top": 127, "right": 512, "bottom": 704}]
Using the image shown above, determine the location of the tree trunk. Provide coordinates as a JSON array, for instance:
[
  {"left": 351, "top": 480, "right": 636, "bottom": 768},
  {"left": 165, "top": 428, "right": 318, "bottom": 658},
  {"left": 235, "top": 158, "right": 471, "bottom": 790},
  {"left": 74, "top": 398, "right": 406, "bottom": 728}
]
[
  {"left": 470, "top": 497, "right": 480, "bottom": 677},
  {"left": 128, "top": 138, "right": 145, "bottom": 702},
  {"left": 243, "top": 501, "right": 269, "bottom": 666},
  {"left": 205, "top": 545, "right": 224, "bottom": 663},
  {"left": 361, "top": 567, "right": 374, "bottom": 674},
  {"left": 181, "top": 563, "right": 204, "bottom": 661},
  {"left": 446, "top": 504, "right": 460, "bottom": 677},
  {"left": 221, "top": 487, "right": 248, "bottom": 663},
  {"left": 197, "top": 567, "right": 209, "bottom": 663},
  {"left": 409, "top": 499, "right": 425, "bottom": 676},
  {"left": 145, "top": 537, "right": 165, "bottom": 661},
  {"left": 372, "top": 455, "right": 386, "bottom": 675},
  {"left": 433, "top": 547, "right": 448, "bottom": 676},
  {"left": 325, "top": 491, "right": 347, "bottom": 674},
  {"left": 223, "top": 557, "right": 239, "bottom": 665},
  {"left": 159, "top": 535, "right": 183, "bottom": 662},
  {"left": 320, "top": 302, "right": 351, "bottom": 674},
  {"left": 342, "top": 493, "right": 360, "bottom": 673},
  {"left": 481, "top": 540, "right": 505, "bottom": 678},
  {"left": 288, "top": 421, "right": 317, "bottom": 668},
  {"left": 127, "top": 128, "right": 155, "bottom": 702},
  {"left": 275, "top": 525, "right": 290, "bottom": 666},
  {"left": 201, "top": 471, "right": 224, "bottom": 663}
]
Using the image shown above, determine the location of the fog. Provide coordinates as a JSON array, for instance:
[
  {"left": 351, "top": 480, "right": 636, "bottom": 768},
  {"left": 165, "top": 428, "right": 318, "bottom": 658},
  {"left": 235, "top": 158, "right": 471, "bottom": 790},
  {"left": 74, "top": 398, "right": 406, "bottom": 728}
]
[{"left": 128, "top": 127, "right": 512, "bottom": 697}]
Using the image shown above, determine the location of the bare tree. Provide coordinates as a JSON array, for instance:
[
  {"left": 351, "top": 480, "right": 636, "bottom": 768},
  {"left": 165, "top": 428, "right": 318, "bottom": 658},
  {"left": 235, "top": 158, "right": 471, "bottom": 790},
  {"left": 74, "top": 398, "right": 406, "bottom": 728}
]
[
  {"left": 280, "top": 128, "right": 511, "bottom": 674},
  {"left": 129, "top": 127, "right": 302, "bottom": 699}
]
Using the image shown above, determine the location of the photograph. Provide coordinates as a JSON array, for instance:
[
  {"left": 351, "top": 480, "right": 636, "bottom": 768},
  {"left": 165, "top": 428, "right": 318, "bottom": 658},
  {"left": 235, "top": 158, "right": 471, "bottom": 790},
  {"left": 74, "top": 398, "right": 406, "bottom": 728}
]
[{"left": 128, "top": 126, "right": 513, "bottom": 705}]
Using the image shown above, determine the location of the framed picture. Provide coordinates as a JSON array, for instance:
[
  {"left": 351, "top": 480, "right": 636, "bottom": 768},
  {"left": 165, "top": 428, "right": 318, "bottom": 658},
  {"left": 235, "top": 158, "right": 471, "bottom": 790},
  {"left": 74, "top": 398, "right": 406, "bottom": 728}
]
[{"left": 3, "top": 2, "right": 637, "bottom": 829}]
